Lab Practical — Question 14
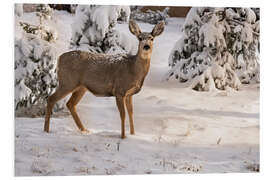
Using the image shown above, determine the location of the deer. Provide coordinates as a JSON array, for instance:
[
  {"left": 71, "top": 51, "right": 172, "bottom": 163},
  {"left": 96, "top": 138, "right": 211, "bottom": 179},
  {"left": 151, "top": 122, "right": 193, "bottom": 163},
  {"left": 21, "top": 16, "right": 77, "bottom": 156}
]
[{"left": 44, "top": 20, "right": 165, "bottom": 139}]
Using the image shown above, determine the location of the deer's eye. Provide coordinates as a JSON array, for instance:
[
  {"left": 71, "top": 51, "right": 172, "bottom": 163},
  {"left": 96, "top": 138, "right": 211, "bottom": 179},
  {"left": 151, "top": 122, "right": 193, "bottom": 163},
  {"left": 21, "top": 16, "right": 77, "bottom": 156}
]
[
  {"left": 138, "top": 37, "right": 143, "bottom": 41},
  {"left": 150, "top": 37, "right": 154, "bottom": 41}
]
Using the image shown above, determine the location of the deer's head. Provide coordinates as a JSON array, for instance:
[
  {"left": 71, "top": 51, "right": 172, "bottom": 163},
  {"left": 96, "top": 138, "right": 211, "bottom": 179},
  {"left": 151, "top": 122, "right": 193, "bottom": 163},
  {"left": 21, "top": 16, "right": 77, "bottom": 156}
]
[{"left": 129, "top": 20, "right": 165, "bottom": 60}]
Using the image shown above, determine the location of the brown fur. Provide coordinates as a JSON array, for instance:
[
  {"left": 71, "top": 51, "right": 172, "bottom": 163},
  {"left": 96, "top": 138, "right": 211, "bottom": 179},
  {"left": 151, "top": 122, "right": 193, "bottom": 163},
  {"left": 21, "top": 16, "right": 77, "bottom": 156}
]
[{"left": 44, "top": 20, "right": 165, "bottom": 138}]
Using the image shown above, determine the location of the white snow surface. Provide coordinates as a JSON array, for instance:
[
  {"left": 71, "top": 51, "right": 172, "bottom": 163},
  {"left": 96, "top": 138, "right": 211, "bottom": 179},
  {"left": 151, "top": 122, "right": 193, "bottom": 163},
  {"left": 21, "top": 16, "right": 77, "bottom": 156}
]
[{"left": 15, "top": 14, "right": 259, "bottom": 176}]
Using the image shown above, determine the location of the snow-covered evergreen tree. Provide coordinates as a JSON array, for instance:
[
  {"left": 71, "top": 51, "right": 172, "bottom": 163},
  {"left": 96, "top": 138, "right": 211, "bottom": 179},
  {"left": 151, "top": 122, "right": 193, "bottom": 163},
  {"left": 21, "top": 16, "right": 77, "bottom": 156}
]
[
  {"left": 130, "top": 7, "right": 170, "bottom": 25},
  {"left": 70, "top": 5, "right": 131, "bottom": 54},
  {"left": 165, "top": 7, "right": 260, "bottom": 91},
  {"left": 15, "top": 4, "right": 61, "bottom": 116}
]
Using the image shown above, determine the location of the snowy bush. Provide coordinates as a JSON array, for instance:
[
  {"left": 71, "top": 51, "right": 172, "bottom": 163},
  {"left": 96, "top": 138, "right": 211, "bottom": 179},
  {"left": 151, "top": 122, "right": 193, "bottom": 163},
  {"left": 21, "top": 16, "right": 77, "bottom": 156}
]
[
  {"left": 14, "top": 5, "right": 63, "bottom": 116},
  {"left": 70, "top": 5, "right": 131, "bottom": 54},
  {"left": 15, "top": 33, "right": 59, "bottom": 116},
  {"left": 165, "top": 7, "right": 260, "bottom": 91},
  {"left": 130, "top": 7, "right": 170, "bottom": 25}
]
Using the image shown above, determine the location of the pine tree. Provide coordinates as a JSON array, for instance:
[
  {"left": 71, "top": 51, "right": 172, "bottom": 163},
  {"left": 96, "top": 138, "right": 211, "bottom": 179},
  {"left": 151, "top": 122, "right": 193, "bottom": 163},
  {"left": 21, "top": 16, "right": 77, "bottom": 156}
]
[
  {"left": 70, "top": 5, "right": 131, "bottom": 54},
  {"left": 15, "top": 4, "right": 60, "bottom": 116},
  {"left": 165, "top": 7, "right": 260, "bottom": 91}
]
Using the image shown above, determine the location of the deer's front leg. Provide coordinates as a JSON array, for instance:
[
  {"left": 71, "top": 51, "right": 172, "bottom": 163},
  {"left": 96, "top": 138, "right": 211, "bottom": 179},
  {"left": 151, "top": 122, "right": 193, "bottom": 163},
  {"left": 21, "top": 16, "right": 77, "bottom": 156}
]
[
  {"left": 125, "top": 96, "right": 135, "bottom": 135},
  {"left": 116, "top": 96, "right": 126, "bottom": 139}
]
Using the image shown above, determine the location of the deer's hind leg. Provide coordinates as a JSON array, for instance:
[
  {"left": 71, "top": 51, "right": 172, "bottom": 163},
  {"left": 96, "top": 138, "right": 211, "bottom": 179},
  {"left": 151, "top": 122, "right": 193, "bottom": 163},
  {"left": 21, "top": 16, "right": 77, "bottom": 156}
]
[
  {"left": 44, "top": 84, "right": 76, "bottom": 133},
  {"left": 66, "top": 87, "right": 88, "bottom": 132}
]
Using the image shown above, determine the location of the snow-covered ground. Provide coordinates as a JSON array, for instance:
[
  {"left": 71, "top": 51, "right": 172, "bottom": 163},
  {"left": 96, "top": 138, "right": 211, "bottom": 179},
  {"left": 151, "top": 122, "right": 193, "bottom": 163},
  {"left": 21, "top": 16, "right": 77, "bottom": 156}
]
[{"left": 15, "top": 12, "right": 259, "bottom": 176}]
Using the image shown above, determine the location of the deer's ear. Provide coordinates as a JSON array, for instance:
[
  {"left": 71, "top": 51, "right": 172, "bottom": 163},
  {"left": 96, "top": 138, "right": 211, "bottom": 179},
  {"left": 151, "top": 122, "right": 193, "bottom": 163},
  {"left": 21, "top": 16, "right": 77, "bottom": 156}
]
[
  {"left": 129, "top": 20, "right": 141, "bottom": 37},
  {"left": 151, "top": 21, "right": 165, "bottom": 37}
]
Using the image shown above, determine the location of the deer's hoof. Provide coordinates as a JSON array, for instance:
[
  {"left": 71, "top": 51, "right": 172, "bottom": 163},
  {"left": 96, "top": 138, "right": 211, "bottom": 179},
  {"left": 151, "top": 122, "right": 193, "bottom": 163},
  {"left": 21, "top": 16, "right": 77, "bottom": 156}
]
[
  {"left": 81, "top": 129, "right": 91, "bottom": 134},
  {"left": 121, "top": 135, "right": 126, "bottom": 139}
]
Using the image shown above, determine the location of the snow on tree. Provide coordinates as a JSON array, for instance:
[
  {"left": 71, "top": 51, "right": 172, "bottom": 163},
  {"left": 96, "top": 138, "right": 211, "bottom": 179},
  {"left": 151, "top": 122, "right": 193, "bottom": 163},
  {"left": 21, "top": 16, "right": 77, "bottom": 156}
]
[
  {"left": 165, "top": 7, "right": 260, "bottom": 91},
  {"left": 130, "top": 6, "right": 170, "bottom": 25},
  {"left": 14, "top": 4, "right": 62, "bottom": 116},
  {"left": 36, "top": 4, "right": 53, "bottom": 24},
  {"left": 70, "top": 5, "right": 131, "bottom": 54}
]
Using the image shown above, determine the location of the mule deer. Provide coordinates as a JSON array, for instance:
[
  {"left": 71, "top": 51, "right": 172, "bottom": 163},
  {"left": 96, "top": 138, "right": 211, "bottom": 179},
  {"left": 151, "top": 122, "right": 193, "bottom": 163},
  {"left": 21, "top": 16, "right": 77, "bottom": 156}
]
[{"left": 44, "top": 20, "right": 165, "bottom": 138}]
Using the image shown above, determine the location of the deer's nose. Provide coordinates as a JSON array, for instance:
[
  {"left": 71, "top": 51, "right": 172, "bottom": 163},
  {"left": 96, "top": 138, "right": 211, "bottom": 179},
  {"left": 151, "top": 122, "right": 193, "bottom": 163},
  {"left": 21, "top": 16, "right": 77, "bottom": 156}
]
[{"left": 143, "top": 45, "right": 150, "bottom": 50}]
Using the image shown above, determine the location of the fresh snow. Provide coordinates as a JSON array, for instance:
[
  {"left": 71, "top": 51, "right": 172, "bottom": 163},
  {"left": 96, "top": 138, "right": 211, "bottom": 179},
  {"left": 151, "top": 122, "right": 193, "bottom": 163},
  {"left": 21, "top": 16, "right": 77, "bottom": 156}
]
[{"left": 15, "top": 12, "right": 259, "bottom": 176}]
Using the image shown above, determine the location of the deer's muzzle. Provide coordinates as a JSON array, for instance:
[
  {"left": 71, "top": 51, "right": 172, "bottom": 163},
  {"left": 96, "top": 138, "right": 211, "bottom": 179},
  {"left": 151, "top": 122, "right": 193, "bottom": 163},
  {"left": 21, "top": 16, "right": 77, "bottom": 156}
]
[{"left": 143, "top": 45, "right": 150, "bottom": 50}]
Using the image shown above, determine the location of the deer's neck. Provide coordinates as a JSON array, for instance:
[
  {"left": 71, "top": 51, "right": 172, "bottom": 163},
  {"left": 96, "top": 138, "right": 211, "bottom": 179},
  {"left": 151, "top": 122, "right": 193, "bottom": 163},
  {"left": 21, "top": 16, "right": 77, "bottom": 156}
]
[{"left": 135, "top": 51, "right": 152, "bottom": 77}]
